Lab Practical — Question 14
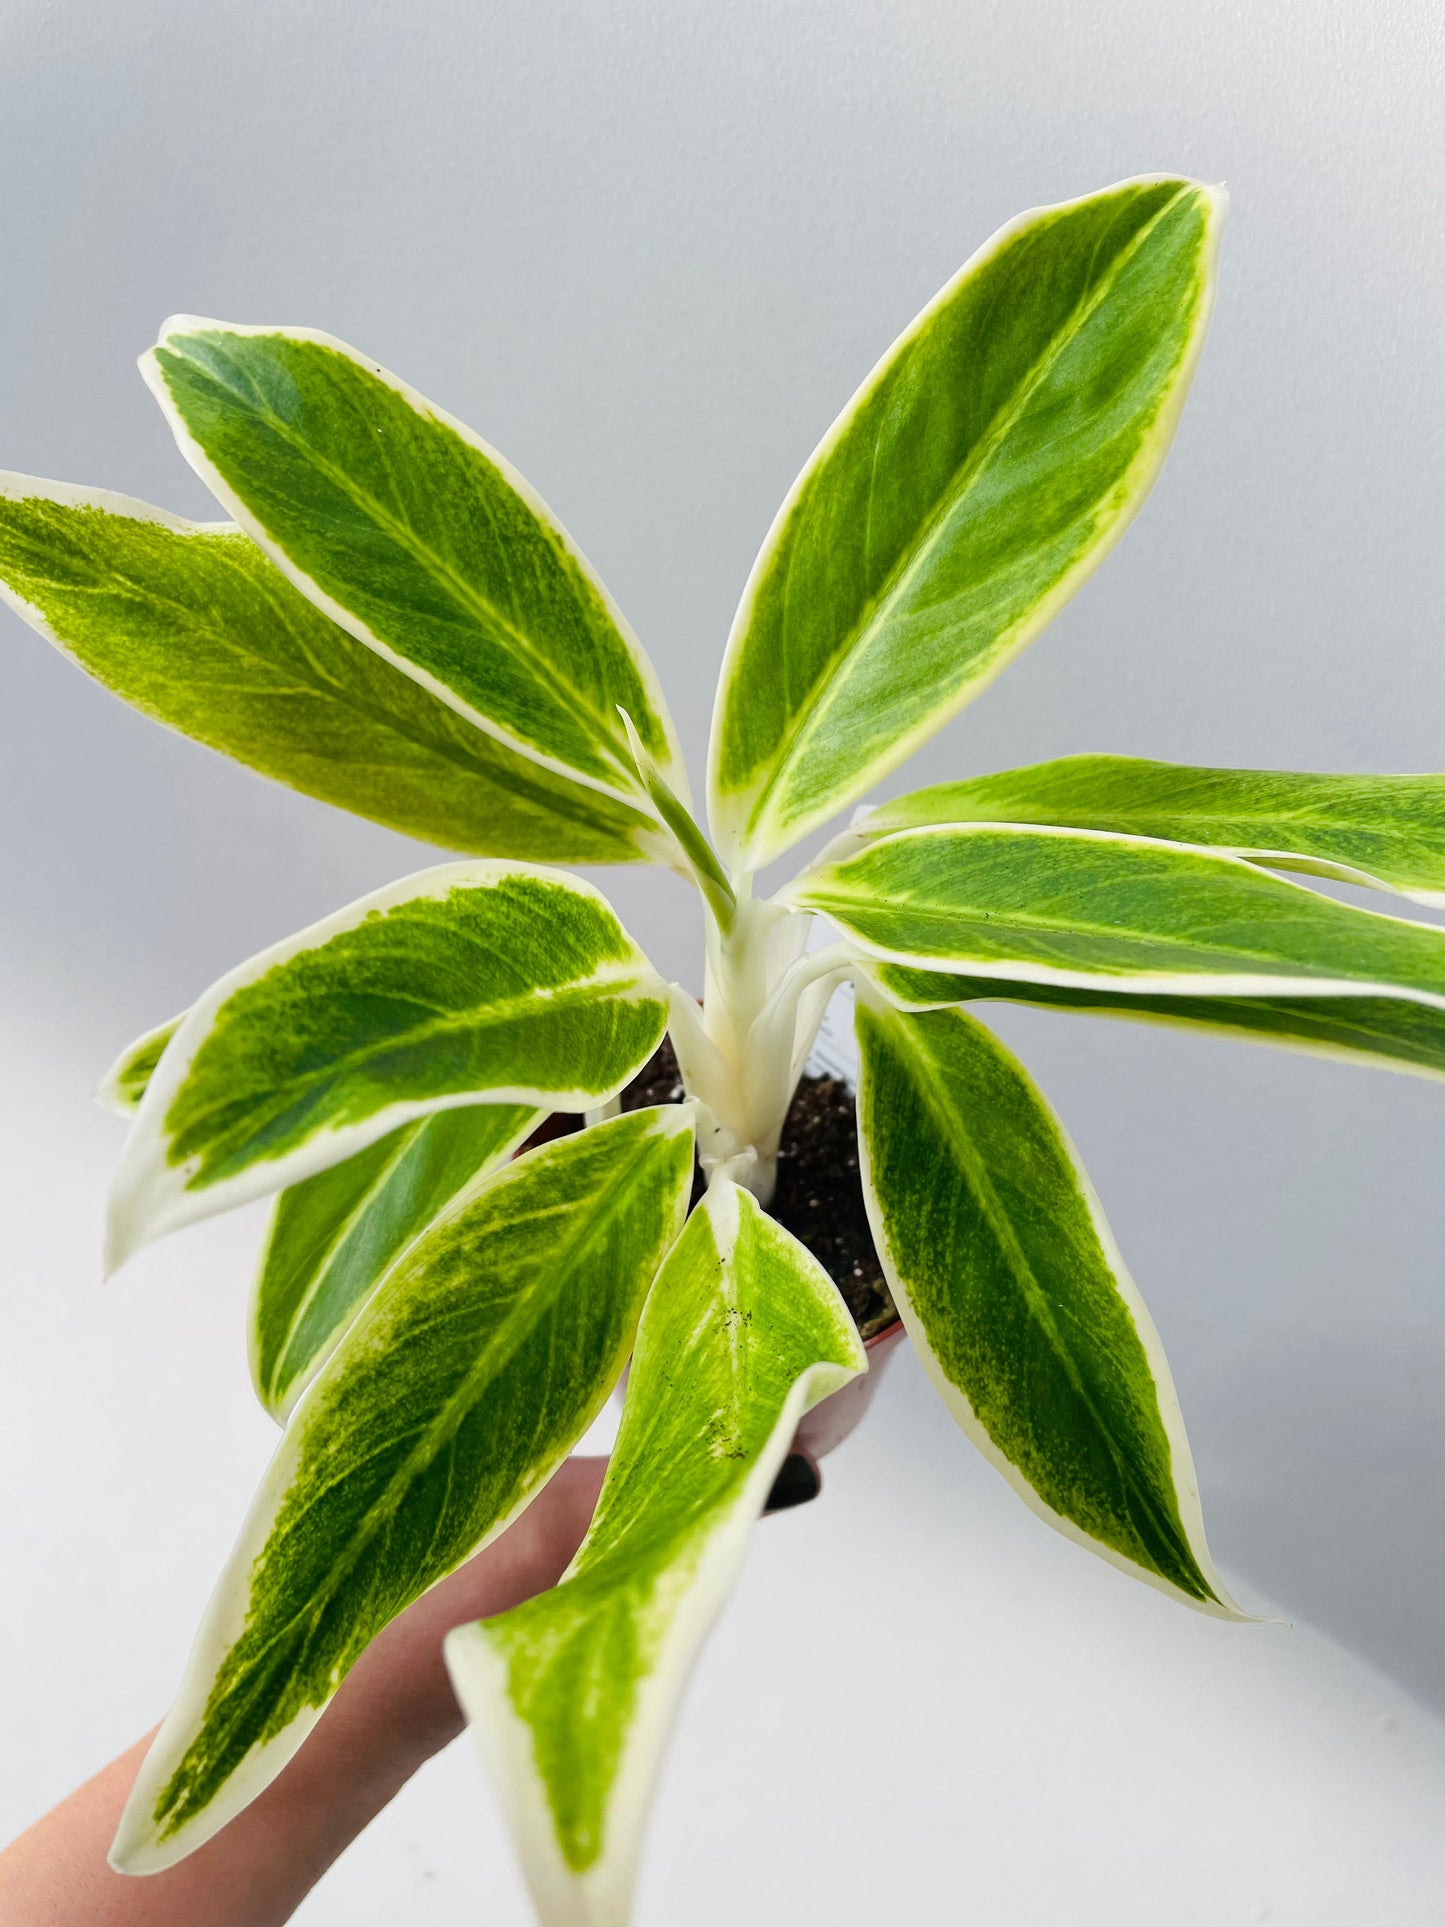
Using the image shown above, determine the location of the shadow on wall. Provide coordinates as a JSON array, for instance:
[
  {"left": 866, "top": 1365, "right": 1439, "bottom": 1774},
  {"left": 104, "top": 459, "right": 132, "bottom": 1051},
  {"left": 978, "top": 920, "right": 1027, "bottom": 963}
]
[{"left": 1197, "top": 1323, "right": 1445, "bottom": 1712}]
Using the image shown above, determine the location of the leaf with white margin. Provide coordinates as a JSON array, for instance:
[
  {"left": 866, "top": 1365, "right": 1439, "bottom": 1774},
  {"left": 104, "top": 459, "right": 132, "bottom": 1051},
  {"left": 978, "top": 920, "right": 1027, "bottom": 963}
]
[
  {"left": 111, "top": 1106, "right": 694, "bottom": 1875},
  {"left": 864, "top": 961, "right": 1445, "bottom": 1084},
  {"left": 0, "top": 478, "right": 664, "bottom": 865},
  {"left": 108, "top": 861, "right": 667, "bottom": 1269},
  {"left": 859, "top": 755, "right": 1445, "bottom": 907},
  {"left": 96, "top": 1014, "right": 182, "bottom": 1115},
  {"left": 446, "top": 1179, "right": 865, "bottom": 1927},
  {"left": 788, "top": 824, "right": 1445, "bottom": 1007},
  {"left": 142, "top": 321, "right": 684, "bottom": 808},
  {"left": 855, "top": 993, "right": 1240, "bottom": 1613},
  {"left": 709, "top": 176, "right": 1224, "bottom": 870},
  {"left": 250, "top": 1101, "right": 540, "bottom": 1421}
]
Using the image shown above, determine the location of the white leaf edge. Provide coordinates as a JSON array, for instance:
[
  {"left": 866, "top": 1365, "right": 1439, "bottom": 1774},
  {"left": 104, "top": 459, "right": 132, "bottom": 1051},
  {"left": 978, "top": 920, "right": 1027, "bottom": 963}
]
[
  {"left": 852, "top": 988, "right": 1247, "bottom": 1620},
  {"left": 106, "top": 859, "right": 665, "bottom": 1272},
  {"left": 95, "top": 1011, "right": 186, "bottom": 1116},
  {"left": 248, "top": 1102, "right": 542, "bottom": 1424},
  {"left": 111, "top": 1107, "right": 695, "bottom": 1876},
  {"left": 859, "top": 958, "right": 1445, "bottom": 1086},
  {"left": 851, "top": 784, "right": 1445, "bottom": 911},
  {"left": 140, "top": 319, "right": 688, "bottom": 811},
  {"left": 0, "top": 471, "right": 234, "bottom": 684},
  {"left": 784, "top": 824, "right": 1445, "bottom": 1010},
  {"left": 444, "top": 1181, "right": 865, "bottom": 1927},
  {"left": 706, "top": 175, "right": 1226, "bottom": 872}
]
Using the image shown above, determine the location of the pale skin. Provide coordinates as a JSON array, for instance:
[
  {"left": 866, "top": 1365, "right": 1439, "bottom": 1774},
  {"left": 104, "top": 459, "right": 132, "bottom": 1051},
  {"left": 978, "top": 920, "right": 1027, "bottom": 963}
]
[
  {"left": 0, "top": 1459, "right": 607, "bottom": 1927},
  {"left": 0, "top": 1450, "right": 819, "bottom": 1926}
]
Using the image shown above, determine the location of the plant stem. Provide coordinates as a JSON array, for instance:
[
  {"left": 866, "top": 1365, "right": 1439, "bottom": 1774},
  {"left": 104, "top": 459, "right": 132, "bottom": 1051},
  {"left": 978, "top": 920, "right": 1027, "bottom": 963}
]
[{"left": 667, "top": 875, "right": 835, "bottom": 1207}]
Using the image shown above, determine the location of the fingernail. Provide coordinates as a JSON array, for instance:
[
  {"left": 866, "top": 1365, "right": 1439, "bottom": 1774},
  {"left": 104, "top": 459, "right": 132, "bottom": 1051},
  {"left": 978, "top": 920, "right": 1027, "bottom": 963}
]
[{"left": 765, "top": 1453, "right": 821, "bottom": 1513}]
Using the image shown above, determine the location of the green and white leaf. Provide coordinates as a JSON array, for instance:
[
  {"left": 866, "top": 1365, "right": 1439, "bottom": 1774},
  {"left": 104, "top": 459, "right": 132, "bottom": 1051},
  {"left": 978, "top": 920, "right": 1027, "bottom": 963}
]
[
  {"left": 866, "top": 963, "right": 1445, "bottom": 1084},
  {"left": 0, "top": 478, "right": 663, "bottom": 864},
  {"left": 142, "top": 322, "right": 683, "bottom": 808},
  {"left": 96, "top": 1013, "right": 182, "bottom": 1115},
  {"left": 446, "top": 1180, "right": 864, "bottom": 1927},
  {"left": 709, "top": 175, "right": 1224, "bottom": 869},
  {"left": 111, "top": 1107, "right": 694, "bottom": 1875},
  {"left": 790, "top": 824, "right": 1445, "bottom": 1007},
  {"left": 108, "top": 861, "right": 667, "bottom": 1268},
  {"left": 860, "top": 755, "right": 1445, "bottom": 906},
  {"left": 855, "top": 994, "right": 1239, "bottom": 1613},
  {"left": 251, "top": 1102, "right": 540, "bottom": 1422}
]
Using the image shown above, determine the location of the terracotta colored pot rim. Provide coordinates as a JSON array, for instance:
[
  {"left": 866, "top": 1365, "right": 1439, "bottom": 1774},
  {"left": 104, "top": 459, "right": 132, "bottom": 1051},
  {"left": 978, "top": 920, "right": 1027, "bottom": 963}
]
[{"left": 793, "top": 1315, "right": 906, "bottom": 1462}]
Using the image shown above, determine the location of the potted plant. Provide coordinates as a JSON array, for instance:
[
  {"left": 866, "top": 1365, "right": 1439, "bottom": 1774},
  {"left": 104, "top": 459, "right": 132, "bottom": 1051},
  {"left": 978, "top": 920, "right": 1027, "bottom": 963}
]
[{"left": 5, "top": 173, "right": 1443, "bottom": 1924}]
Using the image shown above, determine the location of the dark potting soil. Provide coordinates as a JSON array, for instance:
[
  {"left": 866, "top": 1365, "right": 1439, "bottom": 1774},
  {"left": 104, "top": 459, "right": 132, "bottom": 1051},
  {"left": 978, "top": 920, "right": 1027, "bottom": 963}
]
[{"left": 615, "top": 1040, "right": 898, "bottom": 1341}]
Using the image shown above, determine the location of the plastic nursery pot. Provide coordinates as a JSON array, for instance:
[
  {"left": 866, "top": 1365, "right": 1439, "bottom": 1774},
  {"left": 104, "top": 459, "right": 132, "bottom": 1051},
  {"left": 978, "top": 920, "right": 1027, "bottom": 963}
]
[
  {"left": 792, "top": 1316, "right": 906, "bottom": 1461},
  {"left": 517, "top": 1107, "right": 907, "bottom": 1466}
]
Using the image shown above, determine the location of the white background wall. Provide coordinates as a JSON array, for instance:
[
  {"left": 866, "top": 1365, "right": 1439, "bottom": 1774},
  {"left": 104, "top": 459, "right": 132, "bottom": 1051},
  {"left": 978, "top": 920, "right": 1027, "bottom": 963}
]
[{"left": 2, "top": 1, "right": 1443, "bottom": 1919}]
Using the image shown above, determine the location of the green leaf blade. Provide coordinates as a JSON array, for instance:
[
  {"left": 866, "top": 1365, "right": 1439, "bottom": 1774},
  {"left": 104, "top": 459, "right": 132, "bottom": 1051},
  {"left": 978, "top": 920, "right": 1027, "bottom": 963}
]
[
  {"left": 108, "top": 862, "right": 668, "bottom": 1266},
  {"left": 790, "top": 824, "right": 1445, "bottom": 1006},
  {"left": 863, "top": 755, "right": 1445, "bottom": 905},
  {"left": 710, "top": 177, "right": 1224, "bottom": 868},
  {"left": 446, "top": 1181, "right": 865, "bottom": 1924},
  {"left": 96, "top": 1013, "right": 182, "bottom": 1115},
  {"left": 867, "top": 962, "right": 1445, "bottom": 1083},
  {"left": 855, "top": 996, "right": 1237, "bottom": 1612},
  {"left": 142, "top": 323, "right": 683, "bottom": 806},
  {"left": 0, "top": 479, "right": 662, "bottom": 863},
  {"left": 111, "top": 1107, "right": 695, "bottom": 1875},
  {"left": 250, "top": 1101, "right": 540, "bottom": 1421}
]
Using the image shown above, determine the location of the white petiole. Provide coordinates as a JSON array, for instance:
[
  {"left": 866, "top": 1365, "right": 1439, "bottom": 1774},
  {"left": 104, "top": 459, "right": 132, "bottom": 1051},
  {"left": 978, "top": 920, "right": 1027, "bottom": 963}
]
[{"left": 663, "top": 864, "right": 851, "bottom": 1206}]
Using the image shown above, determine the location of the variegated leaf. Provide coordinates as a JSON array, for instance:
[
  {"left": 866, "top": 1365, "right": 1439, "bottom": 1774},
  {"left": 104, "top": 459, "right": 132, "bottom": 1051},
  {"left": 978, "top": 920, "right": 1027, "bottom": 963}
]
[
  {"left": 142, "top": 322, "right": 683, "bottom": 808},
  {"left": 108, "top": 861, "right": 667, "bottom": 1268},
  {"left": 860, "top": 755, "right": 1445, "bottom": 906},
  {"left": 789, "top": 825, "right": 1445, "bottom": 1007},
  {"left": 250, "top": 1102, "right": 540, "bottom": 1421},
  {"left": 709, "top": 176, "right": 1224, "bottom": 869},
  {"left": 446, "top": 1180, "right": 864, "bottom": 1927},
  {"left": 0, "top": 479, "right": 663, "bottom": 864},
  {"left": 855, "top": 994, "right": 1239, "bottom": 1613},
  {"left": 96, "top": 1013, "right": 182, "bottom": 1116},
  {"left": 865, "top": 962, "right": 1445, "bottom": 1083},
  {"left": 111, "top": 1107, "right": 694, "bottom": 1874}
]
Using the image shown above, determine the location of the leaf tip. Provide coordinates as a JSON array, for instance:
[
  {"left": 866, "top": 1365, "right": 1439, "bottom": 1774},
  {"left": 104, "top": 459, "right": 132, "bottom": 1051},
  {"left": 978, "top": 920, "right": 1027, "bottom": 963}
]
[{"left": 103, "top": 1145, "right": 174, "bottom": 1278}]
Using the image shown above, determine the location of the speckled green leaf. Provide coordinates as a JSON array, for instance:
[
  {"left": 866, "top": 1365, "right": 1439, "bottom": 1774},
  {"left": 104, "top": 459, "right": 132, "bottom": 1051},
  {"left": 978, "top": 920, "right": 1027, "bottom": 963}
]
[
  {"left": 142, "top": 323, "right": 683, "bottom": 808},
  {"left": 855, "top": 995, "right": 1238, "bottom": 1612},
  {"left": 790, "top": 825, "right": 1445, "bottom": 1006},
  {"left": 709, "top": 176, "right": 1224, "bottom": 869},
  {"left": 96, "top": 1013, "right": 182, "bottom": 1115},
  {"left": 866, "top": 963, "right": 1445, "bottom": 1083},
  {"left": 250, "top": 1102, "right": 540, "bottom": 1421},
  {"left": 447, "top": 1180, "right": 864, "bottom": 1927},
  {"left": 0, "top": 478, "right": 662, "bottom": 864},
  {"left": 108, "top": 862, "right": 667, "bottom": 1268},
  {"left": 862, "top": 756, "right": 1445, "bottom": 906},
  {"left": 111, "top": 1107, "right": 694, "bottom": 1875}
]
